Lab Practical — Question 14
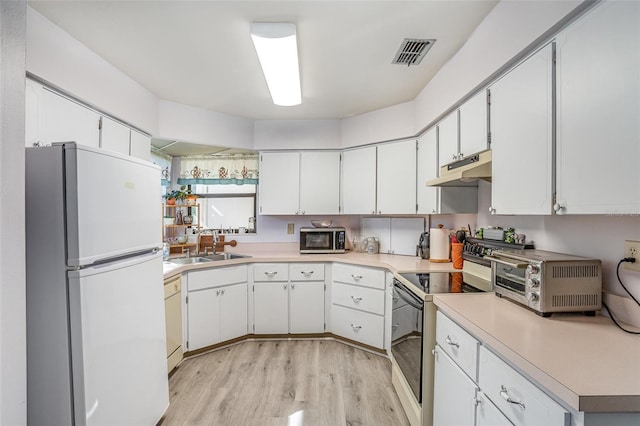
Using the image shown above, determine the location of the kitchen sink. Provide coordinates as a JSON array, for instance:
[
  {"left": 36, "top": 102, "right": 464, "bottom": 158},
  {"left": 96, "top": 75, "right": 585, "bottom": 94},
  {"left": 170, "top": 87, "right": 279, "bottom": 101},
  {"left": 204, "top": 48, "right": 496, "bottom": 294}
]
[
  {"left": 169, "top": 256, "right": 215, "bottom": 265},
  {"left": 202, "top": 253, "right": 252, "bottom": 261},
  {"left": 169, "top": 253, "right": 251, "bottom": 265}
]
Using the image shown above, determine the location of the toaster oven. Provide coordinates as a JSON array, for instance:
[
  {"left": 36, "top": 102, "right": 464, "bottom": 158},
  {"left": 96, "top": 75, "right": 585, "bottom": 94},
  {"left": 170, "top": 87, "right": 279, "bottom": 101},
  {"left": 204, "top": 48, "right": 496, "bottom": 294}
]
[{"left": 486, "top": 249, "right": 602, "bottom": 317}]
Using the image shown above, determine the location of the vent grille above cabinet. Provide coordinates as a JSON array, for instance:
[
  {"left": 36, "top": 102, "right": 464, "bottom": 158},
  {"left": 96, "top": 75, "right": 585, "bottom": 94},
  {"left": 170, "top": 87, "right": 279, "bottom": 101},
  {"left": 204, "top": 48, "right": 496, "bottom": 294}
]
[{"left": 392, "top": 38, "right": 436, "bottom": 66}]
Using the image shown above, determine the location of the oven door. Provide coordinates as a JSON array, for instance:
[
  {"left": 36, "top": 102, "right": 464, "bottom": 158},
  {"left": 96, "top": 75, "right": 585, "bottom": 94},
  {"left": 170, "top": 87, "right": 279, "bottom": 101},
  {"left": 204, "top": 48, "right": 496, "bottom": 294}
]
[
  {"left": 391, "top": 279, "right": 424, "bottom": 404},
  {"left": 487, "top": 254, "right": 529, "bottom": 304}
]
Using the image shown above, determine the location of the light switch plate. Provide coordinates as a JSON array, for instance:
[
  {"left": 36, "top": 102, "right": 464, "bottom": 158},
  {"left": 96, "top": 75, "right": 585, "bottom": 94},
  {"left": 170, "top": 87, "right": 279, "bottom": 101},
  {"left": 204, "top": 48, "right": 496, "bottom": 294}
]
[{"left": 287, "top": 223, "right": 295, "bottom": 234}]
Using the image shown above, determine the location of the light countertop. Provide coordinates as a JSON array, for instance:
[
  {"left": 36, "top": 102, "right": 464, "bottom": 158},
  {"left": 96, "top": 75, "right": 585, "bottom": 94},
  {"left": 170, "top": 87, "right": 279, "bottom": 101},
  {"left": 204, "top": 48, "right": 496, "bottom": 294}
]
[
  {"left": 432, "top": 293, "right": 640, "bottom": 413},
  {"left": 163, "top": 242, "right": 456, "bottom": 279}
]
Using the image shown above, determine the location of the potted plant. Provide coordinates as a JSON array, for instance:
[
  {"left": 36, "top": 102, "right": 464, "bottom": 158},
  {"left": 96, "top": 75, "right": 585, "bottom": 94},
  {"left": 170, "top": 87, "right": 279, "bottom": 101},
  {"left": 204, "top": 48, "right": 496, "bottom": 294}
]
[
  {"left": 163, "top": 188, "right": 187, "bottom": 205},
  {"left": 184, "top": 187, "right": 199, "bottom": 205}
]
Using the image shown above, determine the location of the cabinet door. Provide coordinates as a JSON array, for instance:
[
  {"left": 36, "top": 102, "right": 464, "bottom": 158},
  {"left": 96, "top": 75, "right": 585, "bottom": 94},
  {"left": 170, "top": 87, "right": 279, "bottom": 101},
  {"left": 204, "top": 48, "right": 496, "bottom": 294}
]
[
  {"left": 490, "top": 43, "right": 554, "bottom": 215},
  {"left": 556, "top": 1, "right": 640, "bottom": 215},
  {"left": 432, "top": 345, "right": 477, "bottom": 426},
  {"left": 100, "top": 116, "right": 130, "bottom": 155},
  {"left": 342, "top": 146, "right": 377, "bottom": 214},
  {"left": 259, "top": 152, "right": 300, "bottom": 215},
  {"left": 377, "top": 140, "right": 417, "bottom": 214},
  {"left": 253, "top": 283, "right": 289, "bottom": 334},
  {"left": 299, "top": 151, "right": 340, "bottom": 214},
  {"left": 459, "top": 90, "right": 488, "bottom": 158},
  {"left": 417, "top": 127, "right": 439, "bottom": 214},
  {"left": 476, "top": 392, "right": 513, "bottom": 426},
  {"left": 187, "top": 289, "right": 221, "bottom": 351},
  {"left": 289, "top": 281, "right": 324, "bottom": 334},
  {"left": 41, "top": 88, "right": 100, "bottom": 148},
  {"left": 219, "top": 283, "right": 248, "bottom": 342},
  {"left": 130, "top": 129, "right": 151, "bottom": 161},
  {"left": 437, "top": 111, "right": 459, "bottom": 168},
  {"left": 25, "top": 79, "right": 42, "bottom": 147}
]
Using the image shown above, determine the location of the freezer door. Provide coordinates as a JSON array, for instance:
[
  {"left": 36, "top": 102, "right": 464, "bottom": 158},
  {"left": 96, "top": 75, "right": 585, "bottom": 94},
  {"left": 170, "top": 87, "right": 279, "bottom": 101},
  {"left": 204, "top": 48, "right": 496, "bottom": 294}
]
[
  {"left": 67, "top": 251, "right": 169, "bottom": 426},
  {"left": 64, "top": 143, "right": 162, "bottom": 266}
]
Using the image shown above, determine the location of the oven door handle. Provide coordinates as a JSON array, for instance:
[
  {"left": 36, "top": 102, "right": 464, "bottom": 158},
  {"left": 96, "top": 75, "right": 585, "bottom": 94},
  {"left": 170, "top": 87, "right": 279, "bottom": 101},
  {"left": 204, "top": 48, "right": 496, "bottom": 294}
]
[
  {"left": 393, "top": 280, "right": 424, "bottom": 310},
  {"left": 484, "top": 255, "right": 529, "bottom": 269}
]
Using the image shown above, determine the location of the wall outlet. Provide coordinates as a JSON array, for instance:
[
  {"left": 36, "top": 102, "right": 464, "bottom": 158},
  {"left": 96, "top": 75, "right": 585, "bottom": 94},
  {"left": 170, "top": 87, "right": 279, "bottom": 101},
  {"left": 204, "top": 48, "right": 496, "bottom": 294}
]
[
  {"left": 287, "top": 223, "right": 295, "bottom": 234},
  {"left": 624, "top": 240, "right": 640, "bottom": 272}
]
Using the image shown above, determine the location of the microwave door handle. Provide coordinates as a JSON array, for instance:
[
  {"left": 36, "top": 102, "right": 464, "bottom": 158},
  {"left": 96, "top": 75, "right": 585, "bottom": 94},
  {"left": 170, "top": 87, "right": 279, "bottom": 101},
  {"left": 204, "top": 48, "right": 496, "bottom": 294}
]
[{"left": 484, "top": 255, "right": 529, "bottom": 269}]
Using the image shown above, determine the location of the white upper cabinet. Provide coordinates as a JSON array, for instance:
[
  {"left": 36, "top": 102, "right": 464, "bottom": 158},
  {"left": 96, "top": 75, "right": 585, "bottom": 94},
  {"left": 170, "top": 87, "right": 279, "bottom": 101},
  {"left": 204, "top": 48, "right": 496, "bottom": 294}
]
[
  {"left": 555, "top": 0, "right": 640, "bottom": 215},
  {"left": 458, "top": 90, "right": 489, "bottom": 158},
  {"left": 100, "top": 116, "right": 130, "bottom": 155},
  {"left": 259, "top": 152, "right": 301, "bottom": 215},
  {"left": 259, "top": 151, "right": 340, "bottom": 215},
  {"left": 129, "top": 129, "right": 151, "bottom": 161},
  {"left": 438, "top": 111, "right": 459, "bottom": 169},
  {"left": 342, "top": 146, "right": 377, "bottom": 215},
  {"left": 34, "top": 84, "right": 100, "bottom": 149},
  {"left": 490, "top": 43, "right": 554, "bottom": 215},
  {"left": 417, "top": 128, "right": 439, "bottom": 214},
  {"left": 299, "top": 151, "right": 341, "bottom": 215},
  {"left": 377, "top": 140, "right": 417, "bottom": 215}
]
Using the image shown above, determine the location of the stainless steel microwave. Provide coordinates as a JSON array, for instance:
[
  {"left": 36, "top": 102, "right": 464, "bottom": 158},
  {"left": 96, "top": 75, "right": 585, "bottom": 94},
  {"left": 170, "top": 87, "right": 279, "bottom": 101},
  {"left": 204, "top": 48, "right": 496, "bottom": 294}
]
[{"left": 300, "top": 227, "right": 346, "bottom": 254}]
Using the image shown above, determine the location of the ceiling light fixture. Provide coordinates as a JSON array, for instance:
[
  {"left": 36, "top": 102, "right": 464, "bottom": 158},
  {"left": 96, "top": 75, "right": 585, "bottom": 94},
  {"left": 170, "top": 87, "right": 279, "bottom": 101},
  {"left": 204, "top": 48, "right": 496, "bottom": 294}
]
[{"left": 250, "top": 22, "right": 301, "bottom": 106}]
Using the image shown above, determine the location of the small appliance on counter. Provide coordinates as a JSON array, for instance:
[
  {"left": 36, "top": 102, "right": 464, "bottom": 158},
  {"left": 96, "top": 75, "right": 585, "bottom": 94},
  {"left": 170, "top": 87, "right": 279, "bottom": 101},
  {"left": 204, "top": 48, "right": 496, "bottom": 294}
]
[
  {"left": 300, "top": 226, "right": 346, "bottom": 253},
  {"left": 417, "top": 231, "right": 429, "bottom": 259},
  {"left": 487, "top": 249, "right": 602, "bottom": 317}
]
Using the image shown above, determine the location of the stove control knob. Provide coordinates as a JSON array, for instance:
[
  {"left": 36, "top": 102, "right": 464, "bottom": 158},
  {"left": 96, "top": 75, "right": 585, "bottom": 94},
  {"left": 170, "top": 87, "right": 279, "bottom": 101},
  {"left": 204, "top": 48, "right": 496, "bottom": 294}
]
[
  {"left": 527, "top": 264, "right": 540, "bottom": 274},
  {"left": 527, "top": 292, "right": 540, "bottom": 302},
  {"left": 528, "top": 278, "right": 540, "bottom": 288}
]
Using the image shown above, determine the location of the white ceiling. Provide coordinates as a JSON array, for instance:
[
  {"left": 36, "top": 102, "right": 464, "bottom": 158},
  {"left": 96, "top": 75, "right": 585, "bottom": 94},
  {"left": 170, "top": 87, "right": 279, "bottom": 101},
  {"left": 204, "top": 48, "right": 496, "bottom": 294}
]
[{"left": 28, "top": 0, "right": 498, "bottom": 121}]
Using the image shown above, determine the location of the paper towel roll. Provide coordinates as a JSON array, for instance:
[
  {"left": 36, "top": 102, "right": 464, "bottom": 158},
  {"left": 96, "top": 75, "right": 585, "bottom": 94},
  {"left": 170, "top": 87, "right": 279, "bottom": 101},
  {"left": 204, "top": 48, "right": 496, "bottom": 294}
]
[{"left": 429, "top": 226, "right": 450, "bottom": 263}]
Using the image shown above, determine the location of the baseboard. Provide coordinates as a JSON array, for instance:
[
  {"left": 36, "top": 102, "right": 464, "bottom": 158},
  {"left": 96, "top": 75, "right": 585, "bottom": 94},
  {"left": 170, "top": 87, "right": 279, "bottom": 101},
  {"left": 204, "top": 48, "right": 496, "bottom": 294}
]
[{"left": 603, "top": 292, "right": 640, "bottom": 329}]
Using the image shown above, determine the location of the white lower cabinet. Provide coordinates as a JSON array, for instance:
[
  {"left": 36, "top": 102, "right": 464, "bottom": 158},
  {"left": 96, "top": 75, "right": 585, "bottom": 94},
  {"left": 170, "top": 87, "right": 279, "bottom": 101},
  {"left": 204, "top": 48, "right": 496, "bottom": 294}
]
[
  {"left": 253, "top": 263, "right": 325, "bottom": 334},
  {"left": 433, "top": 311, "right": 568, "bottom": 426},
  {"left": 185, "top": 266, "right": 248, "bottom": 352},
  {"left": 432, "top": 345, "right": 478, "bottom": 426},
  {"left": 331, "top": 264, "right": 386, "bottom": 349}
]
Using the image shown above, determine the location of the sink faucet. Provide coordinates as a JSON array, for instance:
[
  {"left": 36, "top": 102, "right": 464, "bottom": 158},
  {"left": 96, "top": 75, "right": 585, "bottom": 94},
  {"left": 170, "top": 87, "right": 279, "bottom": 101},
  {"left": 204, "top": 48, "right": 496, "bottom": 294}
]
[
  {"left": 212, "top": 230, "right": 220, "bottom": 255},
  {"left": 204, "top": 246, "right": 215, "bottom": 255},
  {"left": 182, "top": 247, "right": 190, "bottom": 258}
]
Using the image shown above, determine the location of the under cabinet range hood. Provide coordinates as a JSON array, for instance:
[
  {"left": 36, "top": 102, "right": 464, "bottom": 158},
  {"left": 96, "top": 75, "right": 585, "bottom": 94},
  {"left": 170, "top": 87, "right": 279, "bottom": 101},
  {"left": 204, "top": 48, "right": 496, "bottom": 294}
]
[{"left": 426, "top": 150, "right": 492, "bottom": 186}]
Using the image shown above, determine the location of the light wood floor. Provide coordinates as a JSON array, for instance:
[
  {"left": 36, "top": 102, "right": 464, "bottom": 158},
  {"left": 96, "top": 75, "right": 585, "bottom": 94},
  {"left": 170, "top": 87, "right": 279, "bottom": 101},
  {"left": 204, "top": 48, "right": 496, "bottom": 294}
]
[{"left": 159, "top": 339, "right": 410, "bottom": 425}]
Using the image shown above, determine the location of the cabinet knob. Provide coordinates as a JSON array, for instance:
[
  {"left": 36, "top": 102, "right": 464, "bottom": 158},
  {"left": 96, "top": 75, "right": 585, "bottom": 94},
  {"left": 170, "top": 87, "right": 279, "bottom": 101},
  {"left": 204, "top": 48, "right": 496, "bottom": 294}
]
[
  {"left": 283, "top": 284, "right": 288, "bottom": 290},
  {"left": 553, "top": 203, "right": 564, "bottom": 212},
  {"left": 377, "top": 210, "right": 382, "bottom": 215},
  {"left": 489, "top": 206, "right": 496, "bottom": 214},
  {"left": 392, "top": 322, "right": 399, "bottom": 330},
  {"left": 216, "top": 290, "right": 221, "bottom": 296},
  {"left": 221, "top": 289, "right": 225, "bottom": 295},
  {"left": 372, "top": 210, "right": 376, "bottom": 214},
  {"left": 301, "top": 210, "right": 305, "bottom": 215},
  {"left": 291, "top": 283, "right": 295, "bottom": 289}
]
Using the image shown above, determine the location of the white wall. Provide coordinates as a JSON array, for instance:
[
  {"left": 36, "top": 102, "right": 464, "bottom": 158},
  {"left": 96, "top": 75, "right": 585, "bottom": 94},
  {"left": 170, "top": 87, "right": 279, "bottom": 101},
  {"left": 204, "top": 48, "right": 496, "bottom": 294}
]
[
  {"left": 254, "top": 119, "right": 341, "bottom": 150},
  {"left": 414, "top": 0, "right": 582, "bottom": 130},
  {"left": 476, "top": 181, "right": 640, "bottom": 298},
  {"left": 0, "top": 1, "right": 26, "bottom": 423},
  {"left": 26, "top": 7, "right": 159, "bottom": 134},
  {"left": 158, "top": 100, "right": 254, "bottom": 150},
  {"left": 341, "top": 101, "right": 416, "bottom": 148}
]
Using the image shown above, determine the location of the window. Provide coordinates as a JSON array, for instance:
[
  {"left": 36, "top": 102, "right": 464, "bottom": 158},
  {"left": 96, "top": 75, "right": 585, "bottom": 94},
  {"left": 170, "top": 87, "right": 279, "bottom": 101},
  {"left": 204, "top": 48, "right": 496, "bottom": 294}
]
[{"left": 193, "top": 184, "right": 256, "bottom": 232}]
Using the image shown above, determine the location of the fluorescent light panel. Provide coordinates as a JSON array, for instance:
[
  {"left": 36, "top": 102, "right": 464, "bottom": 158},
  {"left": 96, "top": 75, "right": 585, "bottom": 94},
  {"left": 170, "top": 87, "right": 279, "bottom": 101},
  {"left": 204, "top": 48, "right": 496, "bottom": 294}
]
[{"left": 250, "top": 22, "right": 301, "bottom": 106}]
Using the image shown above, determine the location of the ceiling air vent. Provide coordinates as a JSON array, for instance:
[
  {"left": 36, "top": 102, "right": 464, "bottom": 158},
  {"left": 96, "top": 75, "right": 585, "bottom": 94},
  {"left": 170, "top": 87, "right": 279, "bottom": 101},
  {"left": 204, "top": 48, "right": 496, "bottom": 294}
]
[{"left": 392, "top": 38, "right": 436, "bottom": 66}]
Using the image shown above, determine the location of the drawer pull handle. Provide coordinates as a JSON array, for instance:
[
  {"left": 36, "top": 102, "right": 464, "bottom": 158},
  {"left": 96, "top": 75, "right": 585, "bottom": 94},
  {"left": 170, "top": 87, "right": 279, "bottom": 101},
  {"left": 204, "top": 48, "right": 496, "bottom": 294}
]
[
  {"left": 265, "top": 271, "right": 278, "bottom": 277},
  {"left": 301, "top": 271, "right": 314, "bottom": 277},
  {"left": 291, "top": 283, "right": 295, "bottom": 289},
  {"left": 221, "top": 289, "right": 225, "bottom": 295},
  {"left": 392, "top": 323, "right": 400, "bottom": 330},
  {"left": 283, "top": 284, "right": 288, "bottom": 290},
  {"left": 445, "top": 335, "right": 459, "bottom": 348},
  {"left": 351, "top": 296, "right": 363, "bottom": 303},
  {"left": 351, "top": 274, "right": 363, "bottom": 280},
  {"left": 350, "top": 324, "right": 362, "bottom": 331},
  {"left": 500, "top": 386, "right": 525, "bottom": 410},
  {"left": 216, "top": 290, "right": 221, "bottom": 296}
]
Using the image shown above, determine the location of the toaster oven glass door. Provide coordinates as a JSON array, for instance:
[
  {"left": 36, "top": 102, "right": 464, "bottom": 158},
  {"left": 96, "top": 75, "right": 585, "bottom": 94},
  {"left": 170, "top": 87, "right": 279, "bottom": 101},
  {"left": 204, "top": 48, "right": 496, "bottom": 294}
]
[{"left": 494, "top": 262, "right": 527, "bottom": 295}]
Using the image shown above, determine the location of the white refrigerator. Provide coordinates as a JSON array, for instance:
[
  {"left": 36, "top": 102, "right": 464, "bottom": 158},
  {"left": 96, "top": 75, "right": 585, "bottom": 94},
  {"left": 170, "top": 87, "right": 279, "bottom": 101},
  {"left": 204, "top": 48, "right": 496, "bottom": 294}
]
[{"left": 26, "top": 142, "right": 169, "bottom": 425}]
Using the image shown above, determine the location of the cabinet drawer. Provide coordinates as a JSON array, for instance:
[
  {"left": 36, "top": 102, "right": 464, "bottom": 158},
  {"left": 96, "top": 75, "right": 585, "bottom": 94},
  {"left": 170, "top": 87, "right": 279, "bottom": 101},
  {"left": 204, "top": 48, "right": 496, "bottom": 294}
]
[
  {"left": 331, "top": 305, "right": 384, "bottom": 349},
  {"left": 476, "top": 391, "right": 513, "bottom": 426},
  {"left": 332, "top": 263, "right": 385, "bottom": 289},
  {"left": 290, "top": 263, "right": 325, "bottom": 281},
  {"left": 188, "top": 265, "right": 247, "bottom": 292},
  {"left": 479, "top": 346, "right": 569, "bottom": 426},
  {"left": 436, "top": 311, "right": 479, "bottom": 380},
  {"left": 332, "top": 282, "right": 384, "bottom": 315},
  {"left": 164, "top": 275, "right": 181, "bottom": 298},
  {"left": 253, "top": 263, "right": 289, "bottom": 282}
]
